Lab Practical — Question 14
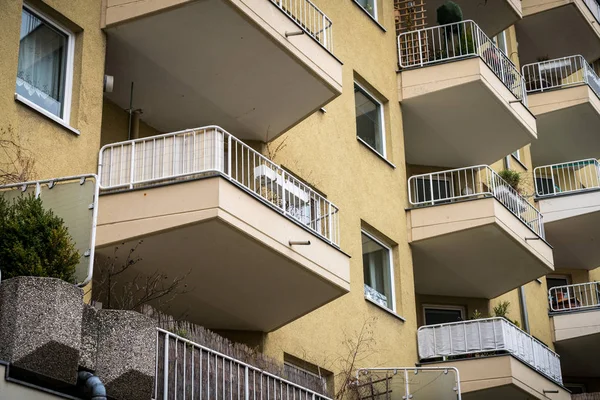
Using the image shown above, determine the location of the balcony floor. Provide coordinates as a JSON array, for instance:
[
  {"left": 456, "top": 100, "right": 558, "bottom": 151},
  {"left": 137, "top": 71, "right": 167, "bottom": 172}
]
[{"left": 94, "top": 177, "right": 350, "bottom": 332}]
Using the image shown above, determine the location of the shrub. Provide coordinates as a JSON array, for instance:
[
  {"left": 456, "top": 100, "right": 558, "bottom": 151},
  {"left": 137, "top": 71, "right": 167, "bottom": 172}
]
[
  {"left": 498, "top": 169, "right": 521, "bottom": 191},
  {"left": 437, "top": 1, "right": 463, "bottom": 25},
  {"left": 0, "top": 194, "right": 79, "bottom": 282}
]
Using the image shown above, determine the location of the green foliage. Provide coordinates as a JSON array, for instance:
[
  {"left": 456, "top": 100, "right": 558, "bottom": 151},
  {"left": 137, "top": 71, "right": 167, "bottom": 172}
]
[
  {"left": 0, "top": 194, "right": 79, "bottom": 282},
  {"left": 470, "top": 309, "right": 483, "bottom": 320},
  {"left": 437, "top": 1, "right": 463, "bottom": 25},
  {"left": 456, "top": 25, "right": 475, "bottom": 55},
  {"left": 498, "top": 169, "right": 521, "bottom": 191},
  {"left": 492, "top": 301, "right": 511, "bottom": 318}
]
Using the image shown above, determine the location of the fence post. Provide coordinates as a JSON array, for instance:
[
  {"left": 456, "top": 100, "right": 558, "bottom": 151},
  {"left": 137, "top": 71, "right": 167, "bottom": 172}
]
[
  {"left": 281, "top": 170, "right": 287, "bottom": 213},
  {"left": 163, "top": 334, "right": 169, "bottom": 400},
  {"left": 418, "top": 30, "right": 423, "bottom": 67},
  {"left": 244, "top": 366, "right": 249, "bottom": 400},
  {"left": 129, "top": 142, "right": 136, "bottom": 189},
  {"left": 227, "top": 134, "right": 232, "bottom": 177},
  {"left": 322, "top": 15, "right": 327, "bottom": 48},
  {"left": 328, "top": 202, "right": 333, "bottom": 243}
]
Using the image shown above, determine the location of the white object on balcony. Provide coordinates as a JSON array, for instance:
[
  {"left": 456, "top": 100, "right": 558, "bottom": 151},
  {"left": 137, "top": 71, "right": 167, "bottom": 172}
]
[
  {"left": 364, "top": 284, "right": 388, "bottom": 308},
  {"left": 492, "top": 185, "right": 527, "bottom": 213},
  {"left": 253, "top": 165, "right": 310, "bottom": 203}
]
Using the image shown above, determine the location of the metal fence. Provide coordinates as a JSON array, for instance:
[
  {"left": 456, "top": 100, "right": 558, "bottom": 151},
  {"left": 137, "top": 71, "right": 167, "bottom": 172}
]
[
  {"left": 408, "top": 165, "right": 545, "bottom": 238},
  {"left": 417, "top": 318, "right": 563, "bottom": 385},
  {"left": 534, "top": 159, "right": 600, "bottom": 198},
  {"left": 355, "top": 367, "right": 461, "bottom": 399},
  {"left": 549, "top": 282, "right": 600, "bottom": 313},
  {"left": 522, "top": 55, "right": 600, "bottom": 98},
  {"left": 269, "top": 0, "right": 333, "bottom": 52},
  {"left": 156, "top": 329, "right": 332, "bottom": 400},
  {"left": 397, "top": 20, "right": 527, "bottom": 103},
  {"left": 98, "top": 126, "right": 340, "bottom": 246}
]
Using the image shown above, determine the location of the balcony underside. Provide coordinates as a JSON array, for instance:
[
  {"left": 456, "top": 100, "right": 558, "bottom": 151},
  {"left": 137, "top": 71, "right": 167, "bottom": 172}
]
[
  {"left": 538, "top": 191, "right": 600, "bottom": 269},
  {"left": 429, "top": 356, "right": 570, "bottom": 400},
  {"left": 102, "top": 0, "right": 342, "bottom": 142},
  {"left": 399, "top": 58, "right": 536, "bottom": 168},
  {"left": 409, "top": 198, "right": 554, "bottom": 298},
  {"left": 424, "top": 0, "right": 522, "bottom": 37},
  {"left": 94, "top": 177, "right": 350, "bottom": 332},
  {"left": 553, "top": 309, "right": 600, "bottom": 377},
  {"left": 518, "top": 0, "right": 600, "bottom": 65},
  {"left": 528, "top": 85, "right": 600, "bottom": 165}
]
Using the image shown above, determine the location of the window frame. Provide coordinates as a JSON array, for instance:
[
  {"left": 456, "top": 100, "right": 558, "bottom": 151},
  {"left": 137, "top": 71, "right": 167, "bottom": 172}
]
[
  {"left": 361, "top": 229, "right": 396, "bottom": 313},
  {"left": 354, "top": 82, "right": 386, "bottom": 158},
  {"left": 17, "top": 3, "right": 76, "bottom": 125},
  {"left": 422, "top": 304, "right": 465, "bottom": 326},
  {"left": 413, "top": 175, "right": 454, "bottom": 203}
]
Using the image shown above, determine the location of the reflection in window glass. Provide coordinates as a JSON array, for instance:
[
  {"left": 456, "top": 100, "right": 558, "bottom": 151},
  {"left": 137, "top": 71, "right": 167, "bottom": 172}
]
[
  {"left": 355, "top": 85, "right": 384, "bottom": 156},
  {"left": 362, "top": 232, "right": 393, "bottom": 310}
]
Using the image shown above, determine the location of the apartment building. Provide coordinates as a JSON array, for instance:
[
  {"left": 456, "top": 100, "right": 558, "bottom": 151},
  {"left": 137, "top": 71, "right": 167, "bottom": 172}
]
[{"left": 1, "top": 0, "right": 600, "bottom": 399}]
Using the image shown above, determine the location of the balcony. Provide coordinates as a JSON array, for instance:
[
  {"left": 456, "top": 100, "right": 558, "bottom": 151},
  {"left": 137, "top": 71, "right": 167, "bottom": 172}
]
[
  {"left": 94, "top": 126, "right": 350, "bottom": 332},
  {"left": 523, "top": 56, "right": 600, "bottom": 165},
  {"left": 407, "top": 165, "right": 554, "bottom": 299},
  {"left": 518, "top": 0, "right": 600, "bottom": 65},
  {"left": 354, "top": 367, "right": 461, "bottom": 399},
  {"left": 397, "top": 21, "right": 536, "bottom": 168},
  {"left": 156, "top": 328, "right": 332, "bottom": 399},
  {"left": 534, "top": 159, "right": 600, "bottom": 269},
  {"left": 549, "top": 282, "right": 600, "bottom": 379},
  {"left": 418, "top": 318, "right": 569, "bottom": 399},
  {"left": 422, "top": 0, "right": 522, "bottom": 37},
  {"left": 101, "top": 0, "right": 342, "bottom": 142}
]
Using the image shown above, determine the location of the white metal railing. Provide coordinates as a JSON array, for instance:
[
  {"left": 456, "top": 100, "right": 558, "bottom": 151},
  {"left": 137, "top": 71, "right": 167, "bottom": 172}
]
[
  {"left": 397, "top": 20, "right": 527, "bottom": 103},
  {"left": 155, "top": 328, "right": 332, "bottom": 400},
  {"left": 418, "top": 318, "right": 563, "bottom": 385},
  {"left": 269, "top": 0, "right": 333, "bottom": 52},
  {"left": 408, "top": 165, "right": 545, "bottom": 239},
  {"left": 98, "top": 126, "right": 340, "bottom": 246},
  {"left": 534, "top": 159, "right": 600, "bottom": 198},
  {"left": 584, "top": 0, "right": 600, "bottom": 24},
  {"left": 522, "top": 55, "right": 600, "bottom": 99},
  {"left": 355, "top": 367, "right": 462, "bottom": 399},
  {"left": 549, "top": 281, "right": 600, "bottom": 312}
]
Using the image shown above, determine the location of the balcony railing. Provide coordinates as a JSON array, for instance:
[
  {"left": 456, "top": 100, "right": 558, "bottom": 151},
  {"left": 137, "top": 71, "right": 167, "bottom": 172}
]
[
  {"left": 156, "top": 328, "right": 332, "bottom": 399},
  {"left": 408, "top": 165, "right": 545, "bottom": 239},
  {"left": 98, "top": 126, "right": 340, "bottom": 246},
  {"left": 355, "top": 367, "right": 462, "bottom": 399},
  {"left": 418, "top": 318, "right": 563, "bottom": 385},
  {"left": 269, "top": 0, "right": 333, "bottom": 52},
  {"left": 534, "top": 159, "right": 600, "bottom": 198},
  {"left": 549, "top": 281, "right": 600, "bottom": 312},
  {"left": 584, "top": 0, "right": 600, "bottom": 24},
  {"left": 522, "top": 55, "right": 600, "bottom": 99},
  {"left": 397, "top": 20, "right": 527, "bottom": 103}
]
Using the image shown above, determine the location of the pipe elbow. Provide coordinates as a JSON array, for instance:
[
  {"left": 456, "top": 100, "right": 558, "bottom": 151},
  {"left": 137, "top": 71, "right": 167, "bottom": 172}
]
[{"left": 78, "top": 371, "right": 107, "bottom": 400}]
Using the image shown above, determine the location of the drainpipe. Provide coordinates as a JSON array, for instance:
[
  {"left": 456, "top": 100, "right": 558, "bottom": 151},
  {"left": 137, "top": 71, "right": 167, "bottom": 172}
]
[
  {"left": 77, "top": 371, "right": 107, "bottom": 400},
  {"left": 519, "top": 286, "right": 531, "bottom": 333}
]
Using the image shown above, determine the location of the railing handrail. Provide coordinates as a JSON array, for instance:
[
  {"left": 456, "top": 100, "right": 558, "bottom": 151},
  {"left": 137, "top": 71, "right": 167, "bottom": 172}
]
[
  {"left": 397, "top": 20, "right": 527, "bottom": 103},
  {"left": 418, "top": 317, "right": 562, "bottom": 385},
  {"left": 549, "top": 281, "right": 600, "bottom": 312},
  {"left": 534, "top": 158, "right": 600, "bottom": 198},
  {"left": 522, "top": 55, "right": 600, "bottom": 99},
  {"left": 407, "top": 165, "right": 545, "bottom": 239},
  {"left": 98, "top": 125, "right": 340, "bottom": 246},
  {"left": 269, "top": 0, "right": 334, "bottom": 53},
  {"left": 156, "top": 328, "right": 332, "bottom": 399}
]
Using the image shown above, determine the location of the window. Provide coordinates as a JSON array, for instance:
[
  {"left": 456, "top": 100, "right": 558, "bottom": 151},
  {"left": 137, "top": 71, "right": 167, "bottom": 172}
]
[
  {"left": 362, "top": 231, "right": 394, "bottom": 311},
  {"left": 355, "top": 0, "right": 377, "bottom": 19},
  {"left": 512, "top": 149, "right": 520, "bottom": 161},
  {"left": 283, "top": 355, "right": 332, "bottom": 396},
  {"left": 423, "top": 305, "right": 465, "bottom": 325},
  {"left": 493, "top": 31, "right": 508, "bottom": 55},
  {"left": 413, "top": 177, "right": 452, "bottom": 203},
  {"left": 16, "top": 5, "right": 74, "bottom": 122},
  {"left": 355, "top": 83, "right": 385, "bottom": 157},
  {"left": 535, "top": 176, "right": 555, "bottom": 196}
]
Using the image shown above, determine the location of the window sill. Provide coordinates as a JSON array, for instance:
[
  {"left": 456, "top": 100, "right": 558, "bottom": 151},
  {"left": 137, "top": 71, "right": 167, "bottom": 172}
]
[
  {"left": 365, "top": 297, "right": 406, "bottom": 322},
  {"left": 350, "top": 0, "right": 386, "bottom": 32},
  {"left": 511, "top": 154, "right": 528, "bottom": 170},
  {"left": 357, "top": 137, "right": 396, "bottom": 168},
  {"left": 15, "top": 94, "right": 80, "bottom": 136}
]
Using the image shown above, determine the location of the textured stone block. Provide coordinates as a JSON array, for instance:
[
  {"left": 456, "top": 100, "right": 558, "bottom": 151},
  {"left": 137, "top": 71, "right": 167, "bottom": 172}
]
[
  {"left": 0, "top": 277, "right": 83, "bottom": 384},
  {"left": 95, "top": 310, "right": 155, "bottom": 400},
  {"left": 80, "top": 304, "right": 99, "bottom": 371}
]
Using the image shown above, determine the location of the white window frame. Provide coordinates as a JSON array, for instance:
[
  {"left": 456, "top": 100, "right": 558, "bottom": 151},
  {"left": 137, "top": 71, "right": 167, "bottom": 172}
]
[
  {"left": 358, "top": 0, "right": 378, "bottom": 21},
  {"left": 16, "top": 3, "right": 75, "bottom": 126},
  {"left": 413, "top": 175, "right": 454, "bottom": 203},
  {"left": 361, "top": 229, "right": 396, "bottom": 313},
  {"left": 494, "top": 31, "right": 508, "bottom": 55},
  {"left": 422, "top": 304, "right": 465, "bottom": 326},
  {"left": 354, "top": 81, "right": 386, "bottom": 158}
]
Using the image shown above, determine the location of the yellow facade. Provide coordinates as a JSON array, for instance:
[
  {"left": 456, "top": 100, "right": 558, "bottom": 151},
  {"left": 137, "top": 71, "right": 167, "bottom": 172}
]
[{"left": 2, "top": 0, "right": 600, "bottom": 398}]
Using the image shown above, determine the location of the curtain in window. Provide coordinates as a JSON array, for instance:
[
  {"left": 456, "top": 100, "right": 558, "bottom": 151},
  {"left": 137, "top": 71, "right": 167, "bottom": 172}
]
[{"left": 16, "top": 8, "right": 67, "bottom": 117}]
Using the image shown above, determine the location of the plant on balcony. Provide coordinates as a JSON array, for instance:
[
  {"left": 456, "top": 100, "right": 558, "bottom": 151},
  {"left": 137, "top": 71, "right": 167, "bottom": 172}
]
[
  {"left": 498, "top": 169, "right": 522, "bottom": 192},
  {"left": 436, "top": 1, "right": 463, "bottom": 25},
  {"left": 0, "top": 194, "right": 79, "bottom": 282}
]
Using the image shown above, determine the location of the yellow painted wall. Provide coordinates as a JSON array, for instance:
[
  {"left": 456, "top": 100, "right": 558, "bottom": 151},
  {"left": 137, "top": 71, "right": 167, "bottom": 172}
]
[
  {"left": 0, "top": 0, "right": 105, "bottom": 181},
  {"left": 258, "top": 0, "right": 419, "bottom": 388}
]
